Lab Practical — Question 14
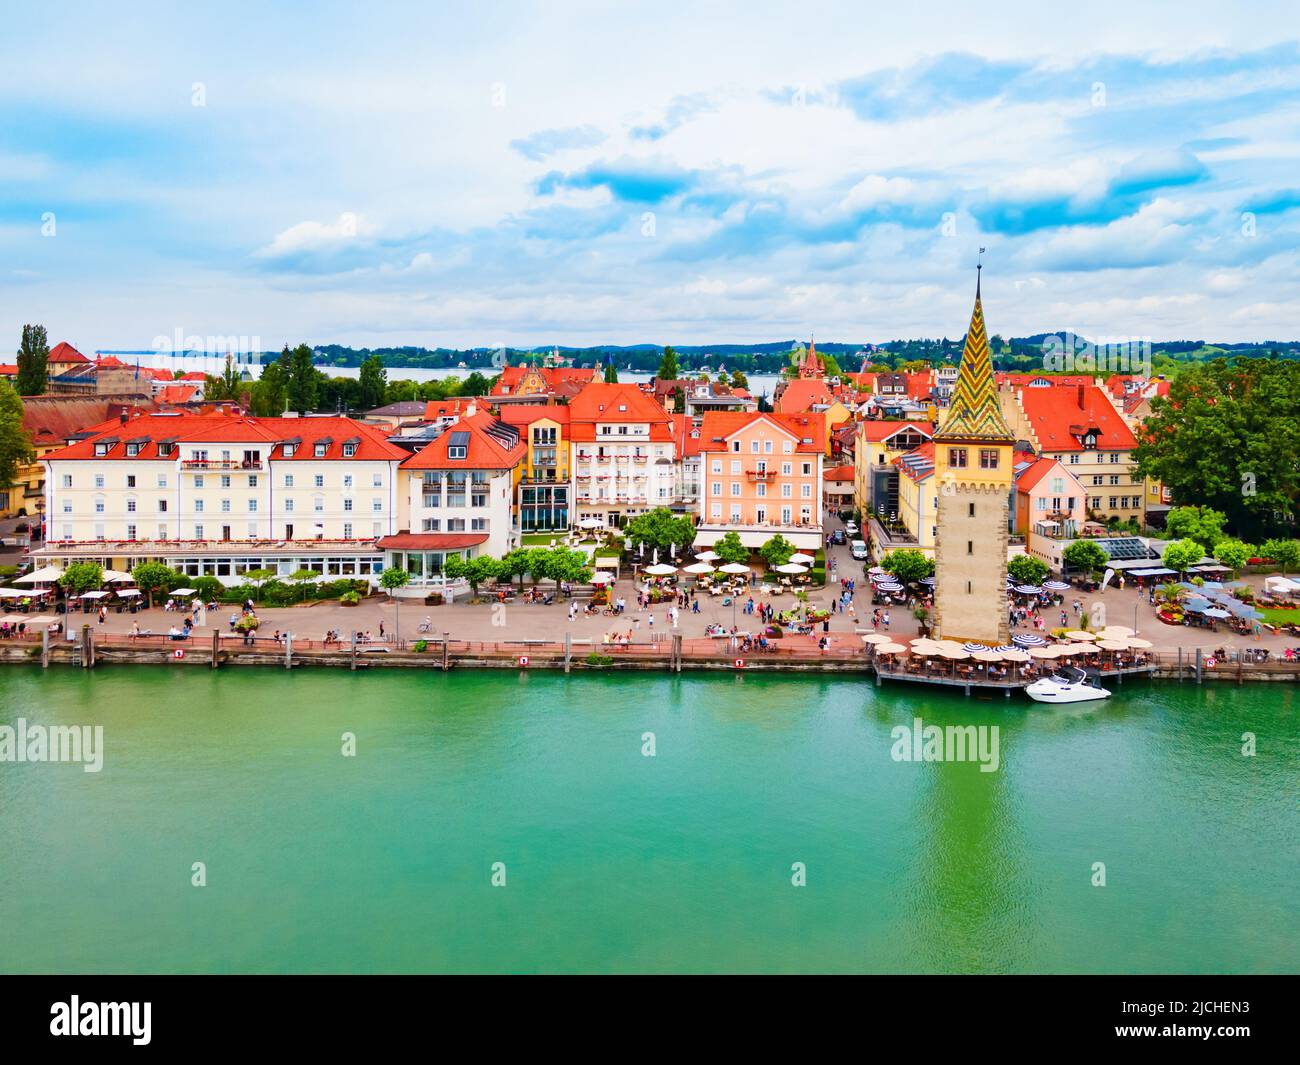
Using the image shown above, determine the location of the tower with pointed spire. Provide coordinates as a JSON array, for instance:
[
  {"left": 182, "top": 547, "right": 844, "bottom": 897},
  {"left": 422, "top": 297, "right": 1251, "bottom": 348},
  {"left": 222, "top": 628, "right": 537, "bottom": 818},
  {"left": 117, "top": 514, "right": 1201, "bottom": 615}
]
[
  {"left": 930, "top": 263, "right": 1015, "bottom": 644},
  {"left": 797, "top": 335, "right": 821, "bottom": 378}
]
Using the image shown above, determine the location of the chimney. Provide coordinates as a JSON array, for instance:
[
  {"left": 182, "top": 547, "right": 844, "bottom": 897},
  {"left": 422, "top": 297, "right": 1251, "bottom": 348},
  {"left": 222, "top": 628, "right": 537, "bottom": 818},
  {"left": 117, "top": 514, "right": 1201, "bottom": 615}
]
[
  {"left": 119, "top": 409, "right": 128, "bottom": 426},
  {"left": 1076, "top": 384, "right": 1085, "bottom": 409}
]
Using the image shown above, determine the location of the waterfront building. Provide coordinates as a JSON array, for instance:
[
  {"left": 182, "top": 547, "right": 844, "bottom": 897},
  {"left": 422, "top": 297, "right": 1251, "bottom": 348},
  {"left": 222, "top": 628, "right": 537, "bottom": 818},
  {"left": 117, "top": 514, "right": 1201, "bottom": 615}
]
[
  {"left": 931, "top": 273, "right": 1015, "bottom": 644},
  {"left": 35, "top": 410, "right": 406, "bottom": 580},
  {"left": 568, "top": 382, "right": 680, "bottom": 528},
  {"left": 773, "top": 378, "right": 850, "bottom": 454},
  {"left": 851, "top": 420, "right": 933, "bottom": 523},
  {"left": 694, "top": 410, "right": 825, "bottom": 551},
  {"left": 379, "top": 411, "right": 525, "bottom": 581},
  {"left": 1013, "top": 455, "right": 1088, "bottom": 565},
  {"left": 498, "top": 403, "right": 572, "bottom": 532},
  {"left": 1000, "top": 382, "right": 1142, "bottom": 526}
]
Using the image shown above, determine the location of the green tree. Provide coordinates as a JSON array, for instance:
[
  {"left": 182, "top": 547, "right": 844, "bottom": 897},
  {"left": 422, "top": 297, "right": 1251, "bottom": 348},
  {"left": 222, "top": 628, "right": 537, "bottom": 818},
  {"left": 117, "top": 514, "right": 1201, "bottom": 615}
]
[
  {"left": 128, "top": 561, "right": 178, "bottom": 607},
  {"left": 206, "top": 353, "right": 242, "bottom": 402},
  {"left": 287, "top": 343, "right": 319, "bottom": 413},
  {"left": 288, "top": 567, "right": 318, "bottom": 601},
  {"left": 1062, "top": 539, "right": 1108, "bottom": 574},
  {"left": 15, "top": 324, "right": 49, "bottom": 396},
  {"left": 657, "top": 345, "right": 679, "bottom": 381},
  {"left": 0, "top": 380, "right": 33, "bottom": 488},
  {"left": 459, "top": 371, "right": 492, "bottom": 397},
  {"left": 250, "top": 357, "right": 289, "bottom": 416},
  {"left": 243, "top": 568, "right": 277, "bottom": 599},
  {"left": 713, "top": 531, "right": 748, "bottom": 565},
  {"left": 57, "top": 561, "right": 104, "bottom": 597},
  {"left": 1007, "top": 554, "right": 1050, "bottom": 585},
  {"left": 1260, "top": 538, "right": 1300, "bottom": 574},
  {"left": 729, "top": 370, "right": 749, "bottom": 391},
  {"left": 444, "top": 553, "right": 501, "bottom": 598},
  {"left": 539, "top": 546, "right": 591, "bottom": 597},
  {"left": 191, "top": 575, "right": 225, "bottom": 603},
  {"left": 498, "top": 548, "right": 533, "bottom": 588},
  {"left": 624, "top": 507, "right": 695, "bottom": 557},
  {"left": 758, "top": 534, "right": 796, "bottom": 569},
  {"left": 357, "top": 354, "right": 388, "bottom": 410},
  {"left": 881, "top": 548, "right": 934, "bottom": 585},
  {"left": 603, "top": 359, "right": 619, "bottom": 383},
  {"left": 378, "top": 566, "right": 411, "bottom": 644},
  {"left": 1162, "top": 538, "right": 1204, "bottom": 574},
  {"left": 1211, "top": 538, "right": 1254, "bottom": 575},
  {"left": 1165, "top": 505, "right": 1228, "bottom": 552},
  {"left": 1135, "top": 359, "right": 1300, "bottom": 539}
]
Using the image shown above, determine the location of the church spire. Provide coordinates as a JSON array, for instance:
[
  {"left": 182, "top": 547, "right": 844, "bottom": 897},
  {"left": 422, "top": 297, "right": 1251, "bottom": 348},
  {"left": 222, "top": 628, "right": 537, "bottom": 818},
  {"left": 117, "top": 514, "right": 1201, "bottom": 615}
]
[
  {"left": 798, "top": 335, "right": 821, "bottom": 378},
  {"left": 934, "top": 262, "right": 1012, "bottom": 441}
]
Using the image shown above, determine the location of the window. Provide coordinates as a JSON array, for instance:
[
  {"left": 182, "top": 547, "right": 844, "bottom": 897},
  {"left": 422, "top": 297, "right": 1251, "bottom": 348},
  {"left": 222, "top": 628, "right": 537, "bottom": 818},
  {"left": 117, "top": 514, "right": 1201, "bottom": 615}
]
[
  {"left": 372, "top": 499, "right": 382, "bottom": 512},
  {"left": 193, "top": 475, "right": 204, "bottom": 488},
  {"left": 343, "top": 474, "right": 353, "bottom": 488},
  {"left": 422, "top": 518, "right": 441, "bottom": 532},
  {"left": 343, "top": 523, "right": 352, "bottom": 538},
  {"left": 248, "top": 475, "right": 258, "bottom": 488},
  {"left": 248, "top": 499, "right": 257, "bottom": 512},
  {"left": 447, "top": 518, "right": 466, "bottom": 532},
  {"left": 314, "top": 475, "right": 324, "bottom": 488},
  {"left": 781, "top": 462, "right": 791, "bottom": 475},
  {"left": 372, "top": 473, "right": 382, "bottom": 487},
  {"left": 126, "top": 475, "right": 136, "bottom": 488},
  {"left": 126, "top": 524, "right": 136, "bottom": 540},
  {"left": 344, "top": 499, "right": 353, "bottom": 511},
  {"left": 711, "top": 503, "right": 722, "bottom": 519},
  {"left": 284, "top": 474, "right": 294, "bottom": 487},
  {"left": 711, "top": 460, "right": 722, "bottom": 474},
  {"left": 62, "top": 474, "right": 72, "bottom": 488},
  {"left": 126, "top": 498, "right": 137, "bottom": 513},
  {"left": 967, "top": 540, "right": 973, "bottom": 554},
  {"left": 730, "top": 460, "right": 741, "bottom": 474},
  {"left": 94, "top": 474, "right": 105, "bottom": 489},
  {"left": 314, "top": 496, "right": 324, "bottom": 513},
  {"left": 801, "top": 483, "right": 811, "bottom": 498},
  {"left": 782, "top": 484, "right": 792, "bottom": 498},
  {"left": 730, "top": 482, "right": 741, "bottom": 497},
  {"left": 94, "top": 443, "right": 109, "bottom": 458},
  {"left": 314, "top": 443, "right": 328, "bottom": 457},
  {"left": 221, "top": 475, "right": 231, "bottom": 488},
  {"left": 285, "top": 499, "right": 294, "bottom": 512},
  {"left": 471, "top": 518, "right": 488, "bottom": 531},
  {"left": 94, "top": 496, "right": 105, "bottom": 513},
  {"left": 948, "top": 448, "right": 967, "bottom": 468},
  {"left": 801, "top": 462, "right": 812, "bottom": 476},
  {"left": 221, "top": 499, "right": 231, "bottom": 513},
  {"left": 968, "top": 502, "right": 975, "bottom": 517},
  {"left": 710, "top": 482, "right": 721, "bottom": 497},
  {"left": 343, "top": 443, "right": 357, "bottom": 457},
  {"left": 979, "top": 449, "right": 999, "bottom": 469},
  {"left": 62, "top": 501, "right": 71, "bottom": 514},
  {"left": 158, "top": 499, "right": 168, "bottom": 513},
  {"left": 732, "top": 441, "right": 741, "bottom": 452}
]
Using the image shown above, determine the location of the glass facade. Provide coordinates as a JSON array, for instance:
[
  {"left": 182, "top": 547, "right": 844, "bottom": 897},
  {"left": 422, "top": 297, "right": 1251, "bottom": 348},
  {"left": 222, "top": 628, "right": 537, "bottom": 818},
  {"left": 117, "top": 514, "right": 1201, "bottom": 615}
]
[{"left": 520, "top": 484, "right": 569, "bottom": 532}]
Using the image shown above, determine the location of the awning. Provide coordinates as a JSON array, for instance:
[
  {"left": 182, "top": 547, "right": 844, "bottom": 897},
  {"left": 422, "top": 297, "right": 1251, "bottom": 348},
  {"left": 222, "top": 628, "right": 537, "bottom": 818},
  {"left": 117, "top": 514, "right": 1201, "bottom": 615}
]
[
  {"left": 1128, "top": 567, "right": 1177, "bottom": 577},
  {"left": 593, "top": 556, "right": 620, "bottom": 569},
  {"left": 80, "top": 591, "right": 110, "bottom": 599},
  {"left": 376, "top": 533, "right": 490, "bottom": 551},
  {"left": 693, "top": 528, "right": 822, "bottom": 550}
]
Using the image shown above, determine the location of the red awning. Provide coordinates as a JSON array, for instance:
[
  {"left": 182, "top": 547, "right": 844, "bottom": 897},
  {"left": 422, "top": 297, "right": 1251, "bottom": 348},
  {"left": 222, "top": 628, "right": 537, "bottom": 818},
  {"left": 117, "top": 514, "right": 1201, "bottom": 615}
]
[{"left": 376, "top": 533, "right": 489, "bottom": 551}]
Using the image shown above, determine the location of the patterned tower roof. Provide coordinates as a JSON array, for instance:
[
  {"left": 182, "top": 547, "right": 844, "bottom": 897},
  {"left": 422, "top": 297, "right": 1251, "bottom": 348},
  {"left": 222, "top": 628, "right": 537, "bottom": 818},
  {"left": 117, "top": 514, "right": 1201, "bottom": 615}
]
[
  {"left": 934, "top": 270, "right": 1013, "bottom": 442},
  {"left": 798, "top": 336, "right": 821, "bottom": 378}
]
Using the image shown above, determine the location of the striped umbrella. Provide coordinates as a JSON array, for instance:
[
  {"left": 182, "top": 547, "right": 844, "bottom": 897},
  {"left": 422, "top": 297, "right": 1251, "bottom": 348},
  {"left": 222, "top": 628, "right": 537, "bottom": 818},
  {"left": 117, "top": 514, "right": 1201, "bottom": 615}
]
[
  {"left": 875, "top": 582, "right": 903, "bottom": 593},
  {"left": 1043, "top": 580, "right": 1069, "bottom": 590},
  {"left": 1013, "top": 633, "right": 1048, "bottom": 647},
  {"left": 993, "top": 644, "right": 1018, "bottom": 653},
  {"left": 962, "top": 642, "right": 991, "bottom": 653}
]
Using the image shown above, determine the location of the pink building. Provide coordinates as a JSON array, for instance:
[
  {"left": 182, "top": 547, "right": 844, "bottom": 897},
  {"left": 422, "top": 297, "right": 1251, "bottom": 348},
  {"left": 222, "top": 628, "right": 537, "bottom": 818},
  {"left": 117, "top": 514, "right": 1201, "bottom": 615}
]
[{"left": 695, "top": 411, "right": 825, "bottom": 551}]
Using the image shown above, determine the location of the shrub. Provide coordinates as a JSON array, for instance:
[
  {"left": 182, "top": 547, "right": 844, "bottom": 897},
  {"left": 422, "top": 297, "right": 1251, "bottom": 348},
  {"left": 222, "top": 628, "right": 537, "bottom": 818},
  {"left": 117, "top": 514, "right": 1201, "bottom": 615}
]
[
  {"left": 585, "top": 652, "right": 615, "bottom": 666},
  {"left": 413, "top": 639, "right": 428, "bottom": 653},
  {"left": 339, "top": 591, "right": 361, "bottom": 606}
]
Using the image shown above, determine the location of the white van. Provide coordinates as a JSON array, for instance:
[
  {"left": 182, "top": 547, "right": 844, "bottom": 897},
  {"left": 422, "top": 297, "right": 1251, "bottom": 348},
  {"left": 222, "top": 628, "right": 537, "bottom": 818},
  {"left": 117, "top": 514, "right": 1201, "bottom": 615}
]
[{"left": 849, "top": 539, "right": 868, "bottom": 560}]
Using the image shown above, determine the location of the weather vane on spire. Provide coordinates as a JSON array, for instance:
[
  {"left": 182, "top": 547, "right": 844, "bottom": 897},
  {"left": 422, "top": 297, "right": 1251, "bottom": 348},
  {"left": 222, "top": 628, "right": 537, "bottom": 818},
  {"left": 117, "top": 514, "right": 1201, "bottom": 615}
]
[{"left": 977, "top": 246, "right": 986, "bottom": 272}]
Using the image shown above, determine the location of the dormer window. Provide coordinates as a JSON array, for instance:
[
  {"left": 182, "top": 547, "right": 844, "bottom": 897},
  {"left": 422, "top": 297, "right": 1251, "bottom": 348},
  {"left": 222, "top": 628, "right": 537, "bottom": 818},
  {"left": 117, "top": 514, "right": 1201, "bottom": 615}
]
[
  {"left": 447, "top": 431, "right": 470, "bottom": 460},
  {"left": 94, "top": 442, "right": 109, "bottom": 457},
  {"left": 284, "top": 443, "right": 297, "bottom": 457},
  {"left": 1083, "top": 432, "right": 1098, "bottom": 449},
  {"left": 314, "top": 443, "right": 327, "bottom": 457},
  {"left": 342, "top": 438, "right": 359, "bottom": 457},
  {"left": 157, "top": 442, "right": 173, "bottom": 458}
]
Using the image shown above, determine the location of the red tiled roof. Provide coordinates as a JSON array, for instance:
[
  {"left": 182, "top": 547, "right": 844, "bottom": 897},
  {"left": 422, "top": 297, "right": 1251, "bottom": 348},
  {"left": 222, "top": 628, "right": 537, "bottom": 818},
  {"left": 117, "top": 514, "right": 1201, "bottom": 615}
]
[
  {"left": 567, "top": 382, "right": 674, "bottom": 441},
  {"left": 422, "top": 397, "right": 478, "bottom": 421},
  {"left": 497, "top": 403, "right": 570, "bottom": 427},
  {"left": 672, "top": 413, "right": 702, "bottom": 458},
  {"left": 697, "top": 411, "right": 825, "bottom": 453},
  {"left": 893, "top": 441, "right": 935, "bottom": 482},
  {"left": 21, "top": 397, "right": 157, "bottom": 447},
  {"left": 376, "top": 533, "right": 489, "bottom": 551},
  {"left": 490, "top": 365, "right": 599, "bottom": 397},
  {"left": 825, "top": 464, "right": 855, "bottom": 482},
  {"left": 158, "top": 384, "right": 200, "bottom": 405},
  {"left": 775, "top": 378, "right": 838, "bottom": 414},
  {"left": 398, "top": 411, "right": 525, "bottom": 470},
  {"left": 1015, "top": 456, "right": 1060, "bottom": 493},
  {"left": 997, "top": 372, "right": 1094, "bottom": 388},
  {"left": 48, "top": 342, "right": 89, "bottom": 364},
  {"left": 1019, "top": 385, "right": 1138, "bottom": 451},
  {"left": 0, "top": 363, "right": 18, "bottom": 376},
  {"left": 42, "top": 412, "right": 409, "bottom": 462}
]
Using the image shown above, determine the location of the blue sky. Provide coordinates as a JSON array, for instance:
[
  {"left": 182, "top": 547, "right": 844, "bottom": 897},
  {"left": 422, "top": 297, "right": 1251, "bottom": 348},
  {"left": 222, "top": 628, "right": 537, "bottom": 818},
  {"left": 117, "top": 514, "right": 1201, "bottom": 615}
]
[{"left": 2, "top": 1, "right": 1299, "bottom": 350}]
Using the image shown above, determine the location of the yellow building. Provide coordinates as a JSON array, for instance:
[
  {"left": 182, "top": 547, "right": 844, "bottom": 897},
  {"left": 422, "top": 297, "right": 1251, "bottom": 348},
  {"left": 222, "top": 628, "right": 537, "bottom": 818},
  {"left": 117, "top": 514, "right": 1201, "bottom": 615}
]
[
  {"left": 931, "top": 271, "right": 1015, "bottom": 644},
  {"left": 499, "top": 404, "right": 572, "bottom": 532},
  {"left": 852, "top": 419, "right": 934, "bottom": 521}
]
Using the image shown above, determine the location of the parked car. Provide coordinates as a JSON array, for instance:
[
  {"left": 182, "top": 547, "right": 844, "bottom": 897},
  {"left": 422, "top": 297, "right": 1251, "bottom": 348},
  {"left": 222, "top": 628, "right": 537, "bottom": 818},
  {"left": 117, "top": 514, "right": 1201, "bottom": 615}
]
[
  {"left": 830, "top": 529, "right": 846, "bottom": 546},
  {"left": 843, "top": 520, "right": 859, "bottom": 537},
  {"left": 850, "top": 539, "right": 868, "bottom": 560}
]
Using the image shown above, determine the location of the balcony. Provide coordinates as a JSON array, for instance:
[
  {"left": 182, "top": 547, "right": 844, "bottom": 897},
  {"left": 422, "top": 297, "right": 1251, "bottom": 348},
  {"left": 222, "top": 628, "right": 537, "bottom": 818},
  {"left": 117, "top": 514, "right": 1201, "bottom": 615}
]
[
  {"left": 632, "top": 455, "right": 648, "bottom": 464},
  {"left": 181, "top": 459, "right": 261, "bottom": 471},
  {"left": 746, "top": 468, "right": 776, "bottom": 482}
]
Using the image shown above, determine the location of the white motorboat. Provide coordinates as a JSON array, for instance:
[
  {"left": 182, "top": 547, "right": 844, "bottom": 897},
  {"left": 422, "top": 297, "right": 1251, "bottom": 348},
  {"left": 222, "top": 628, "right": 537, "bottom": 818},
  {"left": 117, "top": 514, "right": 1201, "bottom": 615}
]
[{"left": 1025, "top": 666, "right": 1111, "bottom": 704}]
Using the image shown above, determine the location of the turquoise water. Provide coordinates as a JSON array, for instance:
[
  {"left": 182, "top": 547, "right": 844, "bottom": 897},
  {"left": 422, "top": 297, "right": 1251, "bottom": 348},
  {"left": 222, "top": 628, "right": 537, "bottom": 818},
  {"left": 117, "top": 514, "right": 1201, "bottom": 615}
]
[{"left": 0, "top": 666, "right": 1295, "bottom": 973}]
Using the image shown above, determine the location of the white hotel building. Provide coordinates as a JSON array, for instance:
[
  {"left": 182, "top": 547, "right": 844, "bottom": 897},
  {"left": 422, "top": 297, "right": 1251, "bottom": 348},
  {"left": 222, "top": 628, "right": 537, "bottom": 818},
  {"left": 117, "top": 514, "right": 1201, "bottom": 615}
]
[{"left": 35, "top": 410, "right": 407, "bottom": 581}]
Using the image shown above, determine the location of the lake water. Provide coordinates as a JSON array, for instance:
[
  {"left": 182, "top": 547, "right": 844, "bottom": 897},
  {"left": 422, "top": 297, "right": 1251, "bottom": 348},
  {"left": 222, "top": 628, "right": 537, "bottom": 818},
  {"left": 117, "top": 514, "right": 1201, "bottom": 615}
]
[{"left": 0, "top": 667, "right": 1294, "bottom": 973}]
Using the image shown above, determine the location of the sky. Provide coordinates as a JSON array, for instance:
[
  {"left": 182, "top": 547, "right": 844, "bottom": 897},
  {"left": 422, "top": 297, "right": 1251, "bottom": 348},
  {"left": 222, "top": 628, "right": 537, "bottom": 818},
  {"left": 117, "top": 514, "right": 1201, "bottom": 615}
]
[{"left": 3, "top": 1, "right": 1299, "bottom": 352}]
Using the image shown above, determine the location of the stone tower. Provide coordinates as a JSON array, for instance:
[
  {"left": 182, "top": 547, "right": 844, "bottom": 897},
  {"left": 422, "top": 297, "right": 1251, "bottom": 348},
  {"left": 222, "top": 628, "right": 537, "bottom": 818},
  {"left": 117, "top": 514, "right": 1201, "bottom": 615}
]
[{"left": 931, "top": 269, "right": 1015, "bottom": 645}]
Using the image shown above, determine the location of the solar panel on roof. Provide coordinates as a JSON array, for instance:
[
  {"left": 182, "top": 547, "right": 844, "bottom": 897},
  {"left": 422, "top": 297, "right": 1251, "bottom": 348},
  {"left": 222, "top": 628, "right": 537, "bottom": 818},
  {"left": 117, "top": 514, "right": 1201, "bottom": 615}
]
[{"left": 448, "top": 431, "right": 470, "bottom": 446}]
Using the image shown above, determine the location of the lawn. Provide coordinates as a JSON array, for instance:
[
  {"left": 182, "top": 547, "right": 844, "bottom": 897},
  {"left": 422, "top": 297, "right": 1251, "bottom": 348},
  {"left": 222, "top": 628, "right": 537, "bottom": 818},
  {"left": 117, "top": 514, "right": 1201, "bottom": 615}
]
[{"left": 1257, "top": 606, "right": 1300, "bottom": 627}]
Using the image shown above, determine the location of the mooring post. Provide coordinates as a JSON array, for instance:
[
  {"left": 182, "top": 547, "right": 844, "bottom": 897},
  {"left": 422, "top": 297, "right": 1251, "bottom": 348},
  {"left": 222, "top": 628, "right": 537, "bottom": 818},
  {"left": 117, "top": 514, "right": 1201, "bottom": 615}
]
[
  {"left": 285, "top": 631, "right": 292, "bottom": 670},
  {"left": 442, "top": 631, "right": 449, "bottom": 671},
  {"left": 350, "top": 630, "right": 357, "bottom": 671},
  {"left": 210, "top": 627, "right": 220, "bottom": 669},
  {"left": 1195, "top": 647, "right": 1202, "bottom": 685},
  {"left": 81, "top": 624, "right": 93, "bottom": 669},
  {"left": 564, "top": 632, "right": 571, "bottom": 674},
  {"left": 41, "top": 627, "right": 49, "bottom": 669},
  {"left": 672, "top": 633, "right": 682, "bottom": 673}
]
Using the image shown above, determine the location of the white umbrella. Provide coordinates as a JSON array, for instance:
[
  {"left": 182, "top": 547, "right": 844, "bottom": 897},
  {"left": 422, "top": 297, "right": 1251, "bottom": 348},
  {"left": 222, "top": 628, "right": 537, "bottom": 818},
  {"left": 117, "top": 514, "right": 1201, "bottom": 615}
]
[
  {"left": 170, "top": 587, "right": 197, "bottom": 597},
  {"left": 0, "top": 588, "right": 27, "bottom": 598},
  {"left": 719, "top": 563, "right": 751, "bottom": 575},
  {"left": 1096, "top": 639, "right": 1128, "bottom": 651},
  {"left": 578, "top": 518, "right": 603, "bottom": 529},
  {"left": 695, "top": 550, "right": 719, "bottom": 562},
  {"left": 116, "top": 589, "right": 142, "bottom": 597},
  {"left": 1000, "top": 648, "right": 1031, "bottom": 663},
  {"left": 875, "top": 642, "right": 907, "bottom": 655},
  {"left": 1124, "top": 637, "right": 1153, "bottom": 649},
  {"left": 102, "top": 569, "right": 135, "bottom": 583},
  {"left": 79, "top": 590, "right": 110, "bottom": 599},
  {"left": 789, "top": 552, "right": 815, "bottom": 564},
  {"left": 15, "top": 566, "right": 63, "bottom": 584},
  {"left": 28, "top": 614, "right": 60, "bottom": 626},
  {"left": 643, "top": 564, "right": 677, "bottom": 576},
  {"left": 589, "top": 573, "right": 614, "bottom": 585},
  {"left": 0, "top": 614, "right": 24, "bottom": 624},
  {"left": 682, "top": 562, "right": 715, "bottom": 574},
  {"left": 1064, "top": 630, "right": 1097, "bottom": 641},
  {"left": 775, "top": 563, "right": 808, "bottom": 574},
  {"left": 939, "top": 648, "right": 971, "bottom": 660},
  {"left": 861, "top": 633, "right": 893, "bottom": 645}
]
